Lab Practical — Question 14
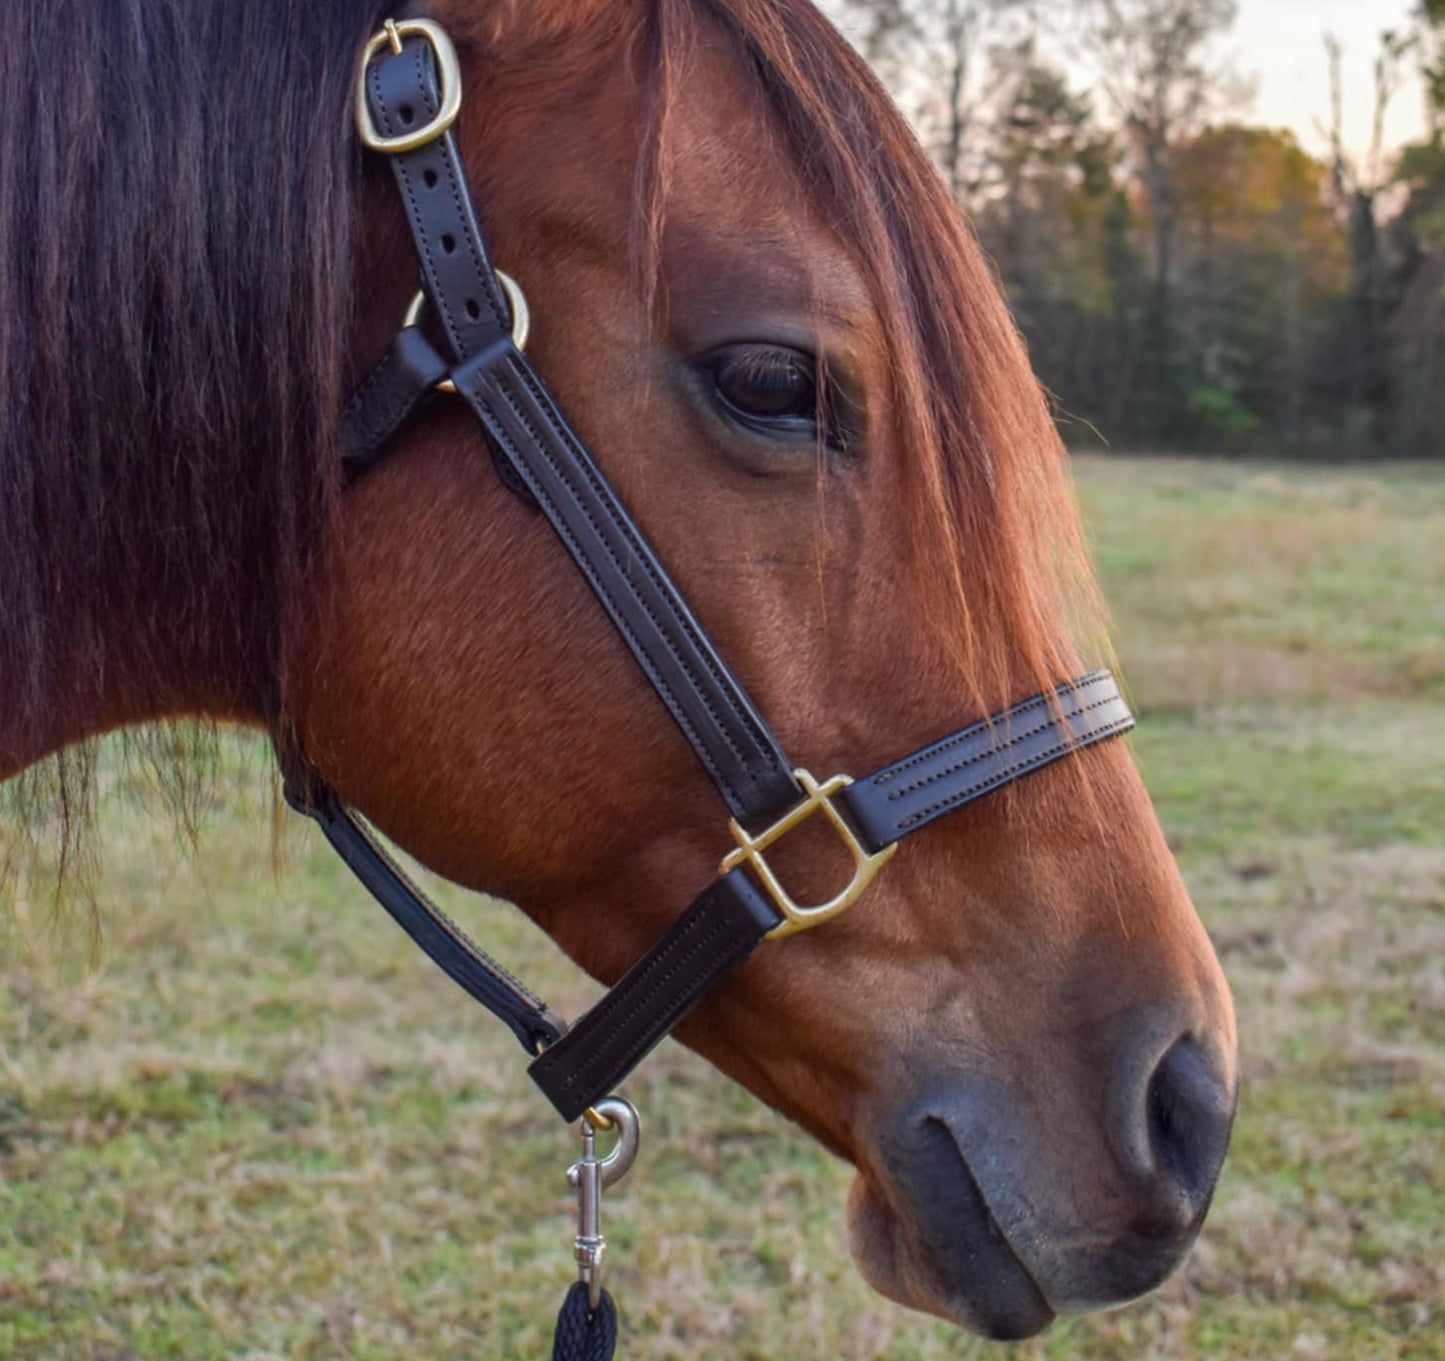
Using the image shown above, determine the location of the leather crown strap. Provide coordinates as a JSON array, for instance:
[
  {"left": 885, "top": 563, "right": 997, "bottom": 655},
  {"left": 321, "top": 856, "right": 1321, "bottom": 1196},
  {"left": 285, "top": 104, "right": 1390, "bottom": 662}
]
[{"left": 285, "top": 21, "right": 1136, "bottom": 1124}]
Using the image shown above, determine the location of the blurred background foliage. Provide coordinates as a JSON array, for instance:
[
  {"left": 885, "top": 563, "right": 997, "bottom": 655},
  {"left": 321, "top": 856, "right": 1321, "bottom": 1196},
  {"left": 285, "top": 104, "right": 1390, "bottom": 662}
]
[{"left": 831, "top": 0, "right": 1445, "bottom": 457}]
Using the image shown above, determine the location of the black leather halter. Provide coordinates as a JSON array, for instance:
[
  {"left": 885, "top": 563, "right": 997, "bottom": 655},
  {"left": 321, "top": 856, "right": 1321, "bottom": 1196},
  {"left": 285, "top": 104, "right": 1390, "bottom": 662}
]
[{"left": 285, "top": 20, "right": 1136, "bottom": 1124}]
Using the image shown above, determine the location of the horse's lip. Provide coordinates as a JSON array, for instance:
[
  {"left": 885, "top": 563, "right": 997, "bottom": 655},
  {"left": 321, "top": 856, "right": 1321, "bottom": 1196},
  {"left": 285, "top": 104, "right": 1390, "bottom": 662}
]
[{"left": 848, "top": 1116, "right": 1055, "bottom": 1339}]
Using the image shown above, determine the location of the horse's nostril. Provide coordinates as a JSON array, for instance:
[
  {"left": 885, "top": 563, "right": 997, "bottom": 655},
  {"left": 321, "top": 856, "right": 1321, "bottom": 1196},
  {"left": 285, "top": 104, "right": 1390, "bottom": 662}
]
[{"left": 1144, "top": 1035, "right": 1234, "bottom": 1214}]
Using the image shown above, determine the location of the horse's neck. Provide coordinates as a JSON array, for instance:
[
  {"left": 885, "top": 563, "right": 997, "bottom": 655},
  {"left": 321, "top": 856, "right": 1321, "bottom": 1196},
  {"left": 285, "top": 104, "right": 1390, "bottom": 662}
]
[{"left": 0, "top": 585, "right": 264, "bottom": 783}]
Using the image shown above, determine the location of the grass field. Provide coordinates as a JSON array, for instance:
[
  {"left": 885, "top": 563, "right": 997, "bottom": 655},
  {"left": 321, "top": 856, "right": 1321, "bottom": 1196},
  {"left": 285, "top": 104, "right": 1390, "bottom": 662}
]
[{"left": 2, "top": 457, "right": 1443, "bottom": 1360}]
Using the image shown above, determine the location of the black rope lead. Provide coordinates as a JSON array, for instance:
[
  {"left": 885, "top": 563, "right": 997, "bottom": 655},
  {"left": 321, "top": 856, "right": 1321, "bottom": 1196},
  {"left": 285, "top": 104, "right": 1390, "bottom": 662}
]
[{"left": 552, "top": 1282, "right": 617, "bottom": 1361}]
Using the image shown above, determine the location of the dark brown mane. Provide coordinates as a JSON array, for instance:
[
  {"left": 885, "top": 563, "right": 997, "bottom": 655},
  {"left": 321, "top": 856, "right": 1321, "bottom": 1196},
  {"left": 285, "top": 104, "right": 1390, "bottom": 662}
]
[
  {"left": 657, "top": 0, "right": 1104, "bottom": 708},
  {"left": 0, "top": 0, "right": 389, "bottom": 886}
]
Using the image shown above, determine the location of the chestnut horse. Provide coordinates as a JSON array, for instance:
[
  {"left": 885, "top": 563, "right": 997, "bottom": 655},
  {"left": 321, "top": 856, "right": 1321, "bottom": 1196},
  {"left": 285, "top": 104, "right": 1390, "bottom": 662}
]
[{"left": 0, "top": 0, "right": 1237, "bottom": 1340}]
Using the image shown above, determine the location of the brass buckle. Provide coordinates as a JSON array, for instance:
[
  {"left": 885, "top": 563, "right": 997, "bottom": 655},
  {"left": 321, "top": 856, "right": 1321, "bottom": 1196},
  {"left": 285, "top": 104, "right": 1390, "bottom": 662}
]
[
  {"left": 720, "top": 770, "right": 897, "bottom": 940},
  {"left": 356, "top": 18, "right": 463, "bottom": 154}
]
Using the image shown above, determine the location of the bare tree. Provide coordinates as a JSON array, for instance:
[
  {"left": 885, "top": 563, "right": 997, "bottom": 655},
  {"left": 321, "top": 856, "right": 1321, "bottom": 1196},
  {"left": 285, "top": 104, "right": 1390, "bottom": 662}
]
[
  {"left": 1324, "top": 29, "right": 1413, "bottom": 199},
  {"left": 840, "top": 0, "right": 1034, "bottom": 204},
  {"left": 1324, "top": 29, "right": 1415, "bottom": 430},
  {"left": 1419, "top": 0, "right": 1445, "bottom": 132},
  {"left": 1075, "top": 0, "right": 1241, "bottom": 309}
]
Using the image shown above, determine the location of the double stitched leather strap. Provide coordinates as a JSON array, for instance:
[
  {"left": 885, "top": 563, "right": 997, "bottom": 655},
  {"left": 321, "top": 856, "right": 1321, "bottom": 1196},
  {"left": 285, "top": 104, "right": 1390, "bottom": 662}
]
[
  {"left": 363, "top": 36, "right": 800, "bottom": 829},
  {"left": 839, "top": 670, "right": 1135, "bottom": 852},
  {"left": 528, "top": 869, "right": 781, "bottom": 1121},
  {"left": 364, "top": 34, "right": 513, "bottom": 355}
]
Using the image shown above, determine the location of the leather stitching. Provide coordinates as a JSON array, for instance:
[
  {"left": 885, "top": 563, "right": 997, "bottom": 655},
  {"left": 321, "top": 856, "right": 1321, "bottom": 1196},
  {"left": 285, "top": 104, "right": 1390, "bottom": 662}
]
[
  {"left": 369, "top": 41, "right": 795, "bottom": 821},
  {"left": 385, "top": 54, "right": 462, "bottom": 354},
  {"left": 498, "top": 355, "right": 786, "bottom": 784},
  {"left": 536, "top": 890, "right": 751, "bottom": 1095},
  {"left": 421, "top": 112, "right": 510, "bottom": 341},
  {"left": 372, "top": 50, "right": 508, "bottom": 354},
  {"left": 496, "top": 355, "right": 794, "bottom": 805},
  {"left": 868, "top": 672, "right": 1110, "bottom": 787},
  {"left": 469, "top": 359, "right": 769, "bottom": 812},
  {"left": 344, "top": 810, "right": 548, "bottom": 1008},
  {"left": 348, "top": 818, "right": 538, "bottom": 1002},
  {"left": 893, "top": 715, "right": 1135, "bottom": 832},
  {"left": 473, "top": 379, "right": 734, "bottom": 803},
  {"left": 883, "top": 690, "right": 1126, "bottom": 803},
  {"left": 434, "top": 146, "right": 510, "bottom": 340}
]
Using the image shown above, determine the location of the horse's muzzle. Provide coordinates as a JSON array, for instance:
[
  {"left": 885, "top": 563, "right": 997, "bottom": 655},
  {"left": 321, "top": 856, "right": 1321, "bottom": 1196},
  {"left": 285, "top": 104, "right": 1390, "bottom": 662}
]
[{"left": 848, "top": 1012, "right": 1237, "bottom": 1338}]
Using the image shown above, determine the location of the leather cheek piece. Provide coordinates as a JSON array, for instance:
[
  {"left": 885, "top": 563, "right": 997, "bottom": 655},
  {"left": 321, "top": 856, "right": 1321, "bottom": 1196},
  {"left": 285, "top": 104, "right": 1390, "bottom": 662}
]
[
  {"left": 365, "top": 35, "right": 802, "bottom": 831},
  {"left": 448, "top": 341, "right": 803, "bottom": 827}
]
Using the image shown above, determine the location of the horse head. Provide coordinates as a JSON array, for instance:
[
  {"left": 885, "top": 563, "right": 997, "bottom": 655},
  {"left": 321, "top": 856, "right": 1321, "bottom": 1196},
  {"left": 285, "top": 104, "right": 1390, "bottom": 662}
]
[
  {"left": 0, "top": 0, "right": 1235, "bottom": 1339},
  {"left": 292, "top": 0, "right": 1236, "bottom": 1337}
]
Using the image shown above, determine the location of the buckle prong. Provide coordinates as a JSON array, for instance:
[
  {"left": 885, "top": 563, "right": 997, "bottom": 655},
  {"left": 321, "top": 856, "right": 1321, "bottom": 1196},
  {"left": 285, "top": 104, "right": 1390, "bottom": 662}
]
[
  {"left": 356, "top": 18, "right": 463, "bottom": 154},
  {"left": 721, "top": 770, "right": 897, "bottom": 939}
]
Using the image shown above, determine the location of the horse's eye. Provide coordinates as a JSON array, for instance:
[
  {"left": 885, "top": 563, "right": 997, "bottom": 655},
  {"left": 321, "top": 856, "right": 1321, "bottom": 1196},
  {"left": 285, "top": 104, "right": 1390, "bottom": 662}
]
[
  {"left": 712, "top": 345, "right": 819, "bottom": 425},
  {"left": 698, "top": 343, "right": 857, "bottom": 456}
]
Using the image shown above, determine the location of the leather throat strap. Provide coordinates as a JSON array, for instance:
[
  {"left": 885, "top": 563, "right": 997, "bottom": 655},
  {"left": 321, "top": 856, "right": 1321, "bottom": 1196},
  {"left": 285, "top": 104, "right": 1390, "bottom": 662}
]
[{"left": 289, "top": 33, "right": 1138, "bottom": 1124}]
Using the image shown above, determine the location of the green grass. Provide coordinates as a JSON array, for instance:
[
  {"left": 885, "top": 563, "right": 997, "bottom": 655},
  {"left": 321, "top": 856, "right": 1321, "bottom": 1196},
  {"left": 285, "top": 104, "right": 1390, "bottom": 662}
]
[{"left": 3, "top": 457, "right": 1444, "bottom": 1359}]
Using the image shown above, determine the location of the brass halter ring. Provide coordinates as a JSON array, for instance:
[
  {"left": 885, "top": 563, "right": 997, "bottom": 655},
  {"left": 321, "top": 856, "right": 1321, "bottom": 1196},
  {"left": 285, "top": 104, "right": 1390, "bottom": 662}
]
[{"left": 402, "top": 274, "right": 531, "bottom": 394}]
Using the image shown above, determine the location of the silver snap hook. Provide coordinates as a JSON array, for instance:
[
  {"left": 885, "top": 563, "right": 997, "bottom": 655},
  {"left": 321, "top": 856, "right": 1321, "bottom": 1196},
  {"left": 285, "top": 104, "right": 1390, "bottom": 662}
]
[{"left": 566, "top": 1096, "right": 641, "bottom": 1310}]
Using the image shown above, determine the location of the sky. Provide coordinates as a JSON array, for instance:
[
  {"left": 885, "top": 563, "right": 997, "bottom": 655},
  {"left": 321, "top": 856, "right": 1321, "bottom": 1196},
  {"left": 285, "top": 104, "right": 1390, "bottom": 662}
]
[
  {"left": 827, "top": 0, "right": 1432, "bottom": 170},
  {"left": 1232, "top": 0, "right": 1428, "bottom": 163}
]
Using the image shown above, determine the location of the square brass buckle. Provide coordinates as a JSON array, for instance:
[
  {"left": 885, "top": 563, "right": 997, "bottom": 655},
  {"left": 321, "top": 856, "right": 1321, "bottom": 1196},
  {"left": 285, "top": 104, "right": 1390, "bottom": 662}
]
[
  {"left": 720, "top": 770, "right": 897, "bottom": 940},
  {"left": 355, "top": 18, "right": 463, "bottom": 154}
]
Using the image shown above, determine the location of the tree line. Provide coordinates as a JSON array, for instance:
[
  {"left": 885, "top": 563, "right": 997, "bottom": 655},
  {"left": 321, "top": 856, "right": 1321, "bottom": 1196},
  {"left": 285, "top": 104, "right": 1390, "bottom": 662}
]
[{"left": 837, "top": 0, "right": 1445, "bottom": 457}]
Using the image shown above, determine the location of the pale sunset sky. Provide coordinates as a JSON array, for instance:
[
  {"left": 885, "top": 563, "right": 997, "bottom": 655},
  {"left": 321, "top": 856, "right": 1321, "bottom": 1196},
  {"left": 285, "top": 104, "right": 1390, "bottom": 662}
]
[
  {"left": 1235, "top": 0, "right": 1428, "bottom": 161},
  {"left": 829, "top": 1, "right": 1433, "bottom": 165}
]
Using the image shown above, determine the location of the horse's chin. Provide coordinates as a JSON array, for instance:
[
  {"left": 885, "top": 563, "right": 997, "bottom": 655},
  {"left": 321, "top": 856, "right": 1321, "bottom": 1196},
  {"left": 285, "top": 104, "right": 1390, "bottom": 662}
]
[{"left": 845, "top": 1170, "right": 1055, "bottom": 1341}]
